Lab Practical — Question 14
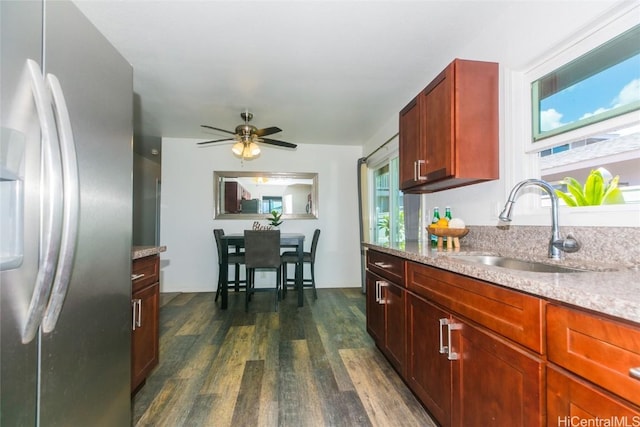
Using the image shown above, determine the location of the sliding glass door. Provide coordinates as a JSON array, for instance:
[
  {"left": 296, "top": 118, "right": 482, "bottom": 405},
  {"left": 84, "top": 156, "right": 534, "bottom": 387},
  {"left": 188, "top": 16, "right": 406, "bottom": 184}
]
[{"left": 372, "top": 157, "right": 404, "bottom": 248}]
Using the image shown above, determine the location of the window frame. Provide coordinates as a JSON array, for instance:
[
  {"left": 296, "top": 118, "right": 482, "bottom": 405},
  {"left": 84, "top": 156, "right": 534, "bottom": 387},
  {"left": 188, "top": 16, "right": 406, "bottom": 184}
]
[
  {"left": 506, "top": 2, "right": 640, "bottom": 227},
  {"left": 366, "top": 139, "right": 404, "bottom": 247},
  {"left": 530, "top": 24, "right": 640, "bottom": 142},
  {"left": 524, "top": 5, "right": 640, "bottom": 154}
]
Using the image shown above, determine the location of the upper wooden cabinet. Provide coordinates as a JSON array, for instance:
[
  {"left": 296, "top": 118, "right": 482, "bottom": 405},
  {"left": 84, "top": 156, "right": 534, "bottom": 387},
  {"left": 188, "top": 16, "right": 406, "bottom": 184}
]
[
  {"left": 224, "top": 181, "right": 251, "bottom": 213},
  {"left": 399, "top": 59, "right": 499, "bottom": 192}
]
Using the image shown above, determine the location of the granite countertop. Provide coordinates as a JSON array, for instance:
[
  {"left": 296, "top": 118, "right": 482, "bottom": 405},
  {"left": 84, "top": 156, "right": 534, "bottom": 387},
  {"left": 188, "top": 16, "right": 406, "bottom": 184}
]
[
  {"left": 132, "top": 245, "right": 167, "bottom": 260},
  {"left": 363, "top": 241, "right": 640, "bottom": 325}
]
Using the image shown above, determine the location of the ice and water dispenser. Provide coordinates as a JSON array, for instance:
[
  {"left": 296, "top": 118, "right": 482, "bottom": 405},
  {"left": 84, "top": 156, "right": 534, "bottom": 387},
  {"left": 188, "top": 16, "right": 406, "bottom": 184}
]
[{"left": 0, "top": 127, "right": 25, "bottom": 270}]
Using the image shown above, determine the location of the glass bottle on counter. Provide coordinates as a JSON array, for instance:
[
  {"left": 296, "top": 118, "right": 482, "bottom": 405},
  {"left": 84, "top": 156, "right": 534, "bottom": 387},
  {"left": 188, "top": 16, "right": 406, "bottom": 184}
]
[
  {"left": 445, "top": 206, "right": 452, "bottom": 221},
  {"left": 444, "top": 207, "right": 452, "bottom": 246},
  {"left": 430, "top": 207, "right": 440, "bottom": 247}
]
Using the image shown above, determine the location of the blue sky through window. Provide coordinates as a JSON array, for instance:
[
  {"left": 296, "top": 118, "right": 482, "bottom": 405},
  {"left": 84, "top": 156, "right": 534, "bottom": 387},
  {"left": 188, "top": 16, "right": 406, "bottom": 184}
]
[{"left": 540, "top": 53, "right": 640, "bottom": 132}]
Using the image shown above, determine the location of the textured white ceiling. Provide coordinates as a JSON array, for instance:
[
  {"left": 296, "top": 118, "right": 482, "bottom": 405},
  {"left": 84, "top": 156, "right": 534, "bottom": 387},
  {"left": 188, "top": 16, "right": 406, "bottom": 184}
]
[{"left": 73, "top": 0, "right": 622, "bottom": 157}]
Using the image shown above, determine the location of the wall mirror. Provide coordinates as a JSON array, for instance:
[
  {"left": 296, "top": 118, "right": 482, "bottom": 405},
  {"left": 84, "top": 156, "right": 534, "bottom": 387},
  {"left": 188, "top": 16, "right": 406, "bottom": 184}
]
[{"left": 213, "top": 171, "right": 318, "bottom": 219}]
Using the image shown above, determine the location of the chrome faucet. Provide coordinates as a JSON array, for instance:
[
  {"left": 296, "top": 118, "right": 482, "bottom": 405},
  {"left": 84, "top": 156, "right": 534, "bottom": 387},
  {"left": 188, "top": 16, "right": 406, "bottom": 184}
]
[{"left": 499, "top": 179, "right": 580, "bottom": 259}]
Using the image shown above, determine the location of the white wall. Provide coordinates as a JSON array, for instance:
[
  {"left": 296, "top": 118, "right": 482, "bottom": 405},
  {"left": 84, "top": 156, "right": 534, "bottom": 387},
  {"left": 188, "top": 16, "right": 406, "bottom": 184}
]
[{"left": 159, "top": 138, "right": 362, "bottom": 292}]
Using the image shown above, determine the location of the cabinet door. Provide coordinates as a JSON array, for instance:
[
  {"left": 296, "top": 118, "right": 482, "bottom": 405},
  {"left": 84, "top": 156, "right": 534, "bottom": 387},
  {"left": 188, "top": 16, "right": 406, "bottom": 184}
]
[
  {"left": 452, "top": 319, "right": 544, "bottom": 427},
  {"left": 398, "top": 59, "right": 498, "bottom": 192},
  {"left": 547, "top": 365, "right": 640, "bottom": 426},
  {"left": 407, "top": 293, "right": 452, "bottom": 427},
  {"left": 422, "top": 67, "right": 453, "bottom": 181},
  {"left": 132, "top": 282, "right": 159, "bottom": 392},
  {"left": 547, "top": 304, "right": 640, "bottom": 407},
  {"left": 399, "top": 96, "right": 424, "bottom": 190},
  {"left": 366, "top": 272, "right": 385, "bottom": 345},
  {"left": 384, "top": 282, "right": 406, "bottom": 376},
  {"left": 224, "top": 182, "right": 240, "bottom": 213}
]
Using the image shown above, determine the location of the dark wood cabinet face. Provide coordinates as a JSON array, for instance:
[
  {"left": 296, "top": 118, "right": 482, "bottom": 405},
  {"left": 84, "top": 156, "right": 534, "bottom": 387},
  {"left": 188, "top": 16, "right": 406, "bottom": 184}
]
[
  {"left": 407, "top": 293, "right": 452, "bottom": 427},
  {"left": 399, "top": 59, "right": 498, "bottom": 193}
]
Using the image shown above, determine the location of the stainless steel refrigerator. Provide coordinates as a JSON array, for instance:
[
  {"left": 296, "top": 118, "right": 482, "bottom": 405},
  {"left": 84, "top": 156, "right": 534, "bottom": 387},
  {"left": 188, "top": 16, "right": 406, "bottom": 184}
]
[{"left": 1, "top": 1, "right": 133, "bottom": 425}]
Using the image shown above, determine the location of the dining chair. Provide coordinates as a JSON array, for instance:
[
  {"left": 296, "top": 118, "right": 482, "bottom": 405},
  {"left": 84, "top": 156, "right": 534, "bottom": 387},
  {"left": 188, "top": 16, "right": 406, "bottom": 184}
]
[
  {"left": 243, "top": 230, "right": 282, "bottom": 311},
  {"left": 213, "top": 229, "right": 246, "bottom": 302},
  {"left": 281, "top": 229, "right": 320, "bottom": 300}
]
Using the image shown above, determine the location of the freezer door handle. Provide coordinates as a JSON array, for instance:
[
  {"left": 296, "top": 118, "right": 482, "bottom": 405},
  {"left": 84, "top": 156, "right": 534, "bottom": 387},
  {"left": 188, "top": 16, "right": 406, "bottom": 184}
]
[
  {"left": 21, "top": 60, "right": 64, "bottom": 344},
  {"left": 42, "top": 73, "right": 80, "bottom": 334}
]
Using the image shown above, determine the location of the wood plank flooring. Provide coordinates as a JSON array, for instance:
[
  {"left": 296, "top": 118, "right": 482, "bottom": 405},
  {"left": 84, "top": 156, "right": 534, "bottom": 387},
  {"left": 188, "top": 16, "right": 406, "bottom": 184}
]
[{"left": 133, "top": 288, "right": 436, "bottom": 427}]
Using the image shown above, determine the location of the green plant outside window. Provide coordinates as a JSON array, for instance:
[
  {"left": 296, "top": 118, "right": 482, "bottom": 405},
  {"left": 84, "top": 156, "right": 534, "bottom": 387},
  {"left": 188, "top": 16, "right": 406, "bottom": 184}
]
[{"left": 555, "top": 167, "right": 625, "bottom": 206}]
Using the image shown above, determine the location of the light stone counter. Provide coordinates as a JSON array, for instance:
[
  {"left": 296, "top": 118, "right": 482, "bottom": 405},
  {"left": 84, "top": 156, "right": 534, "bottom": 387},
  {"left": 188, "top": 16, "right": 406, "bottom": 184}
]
[
  {"left": 132, "top": 245, "right": 167, "bottom": 260},
  {"left": 364, "top": 225, "right": 640, "bottom": 325}
]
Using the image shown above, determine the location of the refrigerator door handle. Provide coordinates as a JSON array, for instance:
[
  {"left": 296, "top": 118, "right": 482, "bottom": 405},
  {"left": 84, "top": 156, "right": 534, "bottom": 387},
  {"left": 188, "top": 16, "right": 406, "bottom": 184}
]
[
  {"left": 21, "top": 59, "right": 64, "bottom": 344},
  {"left": 42, "top": 73, "right": 80, "bottom": 334}
]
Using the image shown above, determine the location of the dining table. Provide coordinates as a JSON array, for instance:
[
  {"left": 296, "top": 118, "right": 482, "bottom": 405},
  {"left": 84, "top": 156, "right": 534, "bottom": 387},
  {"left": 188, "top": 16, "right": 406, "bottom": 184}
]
[{"left": 219, "top": 233, "right": 306, "bottom": 309}]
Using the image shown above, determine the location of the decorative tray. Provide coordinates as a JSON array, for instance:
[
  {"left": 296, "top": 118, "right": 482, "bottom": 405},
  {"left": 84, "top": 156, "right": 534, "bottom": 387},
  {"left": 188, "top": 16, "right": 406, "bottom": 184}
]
[{"left": 426, "top": 227, "right": 470, "bottom": 238}]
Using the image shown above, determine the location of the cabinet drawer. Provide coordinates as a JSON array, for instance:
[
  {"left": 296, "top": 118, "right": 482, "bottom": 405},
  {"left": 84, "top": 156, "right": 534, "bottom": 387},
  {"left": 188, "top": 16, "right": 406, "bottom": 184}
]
[
  {"left": 547, "top": 304, "right": 640, "bottom": 407},
  {"left": 407, "top": 262, "right": 544, "bottom": 353},
  {"left": 367, "top": 250, "right": 405, "bottom": 285},
  {"left": 547, "top": 365, "right": 640, "bottom": 424},
  {"left": 132, "top": 255, "right": 159, "bottom": 292}
]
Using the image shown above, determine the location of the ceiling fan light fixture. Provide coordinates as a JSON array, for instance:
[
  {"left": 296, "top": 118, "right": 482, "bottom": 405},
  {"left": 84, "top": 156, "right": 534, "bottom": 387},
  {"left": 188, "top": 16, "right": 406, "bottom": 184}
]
[
  {"left": 231, "top": 141, "right": 244, "bottom": 156},
  {"left": 231, "top": 140, "right": 261, "bottom": 160},
  {"left": 199, "top": 111, "right": 297, "bottom": 160},
  {"left": 248, "top": 142, "right": 260, "bottom": 156}
]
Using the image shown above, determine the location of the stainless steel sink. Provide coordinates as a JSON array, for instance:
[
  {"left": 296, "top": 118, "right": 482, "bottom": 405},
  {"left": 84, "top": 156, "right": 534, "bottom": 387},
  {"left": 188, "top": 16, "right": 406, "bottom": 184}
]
[{"left": 450, "top": 255, "right": 587, "bottom": 273}]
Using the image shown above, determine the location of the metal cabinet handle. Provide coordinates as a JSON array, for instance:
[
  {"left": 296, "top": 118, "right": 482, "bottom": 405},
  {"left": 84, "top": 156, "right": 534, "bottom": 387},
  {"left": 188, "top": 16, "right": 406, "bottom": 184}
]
[
  {"left": 630, "top": 367, "right": 640, "bottom": 380},
  {"left": 373, "top": 261, "right": 392, "bottom": 269},
  {"left": 131, "top": 273, "right": 145, "bottom": 281},
  {"left": 136, "top": 299, "right": 142, "bottom": 328},
  {"left": 438, "top": 318, "right": 462, "bottom": 360},
  {"left": 446, "top": 322, "right": 462, "bottom": 360},
  {"left": 416, "top": 159, "right": 426, "bottom": 180},
  {"left": 132, "top": 299, "right": 143, "bottom": 330},
  {"left": 376, "top": 281, "right": 388, "bottom": 304},
  {"left": 439, "top": 318, "right": 449, "bottom": 354},
  {"left": 132, "top": 300, "right": 138, "bottom": 331}
]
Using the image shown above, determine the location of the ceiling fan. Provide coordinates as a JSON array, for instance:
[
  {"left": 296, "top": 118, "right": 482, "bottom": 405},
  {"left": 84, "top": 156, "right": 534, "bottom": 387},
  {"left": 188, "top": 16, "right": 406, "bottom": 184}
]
[{"left": 199, "top": 111, "right": 297, "bottom": 159}]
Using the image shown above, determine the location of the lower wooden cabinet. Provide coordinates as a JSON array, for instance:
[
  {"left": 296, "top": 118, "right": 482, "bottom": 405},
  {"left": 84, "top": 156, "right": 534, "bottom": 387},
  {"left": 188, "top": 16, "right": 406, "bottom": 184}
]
[
  {"left": 407, "top": 293, "right": 452, "bottom": 427},
  {"left": 366, "top": 271, "right": 406, "bottom": 376},
  {"left": 407, "top": 291, "right": 544, "bottom": 427},
  {"left": 452, "top": 316, "right": 544, "bottom": 427},
  {"left": 366, "top": 249, "right": 640, "bottom": 426},
  {"left": 547, "top": 365, "right": 640, "bottom": 426},
  {"left": 384, "top": 280, "right": 406, "bottom": 374},
  {"left": 131, "top": 255, "right": 160, "bottom": 393},
  {"left": 546, "top": 303, "right": 640, "bottom": 419},
  {"left": 366, "top": 272, "right": 385, "bottom": 344}
]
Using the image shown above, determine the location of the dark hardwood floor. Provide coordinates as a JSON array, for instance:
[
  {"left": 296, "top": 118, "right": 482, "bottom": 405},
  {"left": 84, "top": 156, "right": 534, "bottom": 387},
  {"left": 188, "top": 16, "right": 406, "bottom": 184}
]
[{"left": 133, "top": 288, "right": 436, "bottom": 427}]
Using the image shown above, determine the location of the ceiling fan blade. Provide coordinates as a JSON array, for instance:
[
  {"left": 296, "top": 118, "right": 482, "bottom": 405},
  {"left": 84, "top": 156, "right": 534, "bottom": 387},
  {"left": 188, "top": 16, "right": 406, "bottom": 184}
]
[
  {"left": 255, "top": 126, "right": 282, "bottom": 137},
  {"left": 197, "top": 137, "right": 235, "bottom": 145},
  {"left": 261, "top": 138, "right": 297, "bottom": 149},
  {"left": 200, "top": 124, "right": 236, "bottom": 135}
]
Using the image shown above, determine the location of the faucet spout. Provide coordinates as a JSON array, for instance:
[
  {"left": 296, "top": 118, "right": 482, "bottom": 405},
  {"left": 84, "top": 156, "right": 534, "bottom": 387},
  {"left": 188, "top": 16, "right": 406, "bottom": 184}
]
[{"left": 500, "top": 179, "right": 565, "bottom": 259}]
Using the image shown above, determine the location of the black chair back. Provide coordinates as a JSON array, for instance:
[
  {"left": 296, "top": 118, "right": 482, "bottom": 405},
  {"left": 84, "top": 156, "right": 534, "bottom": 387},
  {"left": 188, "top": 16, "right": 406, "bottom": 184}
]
[
  {"left": 309, "top": 229, "right": 321, "bottom": 261},
  {"left": 244, "top": 230, "right": 281, "bottom": 269},
  {"left": 213, "top": 229, "right": 224, "bottom": 258}
]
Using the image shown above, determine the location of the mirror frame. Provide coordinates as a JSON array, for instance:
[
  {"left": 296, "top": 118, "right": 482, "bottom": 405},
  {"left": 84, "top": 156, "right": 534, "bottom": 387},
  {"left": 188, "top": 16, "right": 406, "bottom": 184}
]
[{"left": 213, "top": 171, "right": 319, "bottom": 220}]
